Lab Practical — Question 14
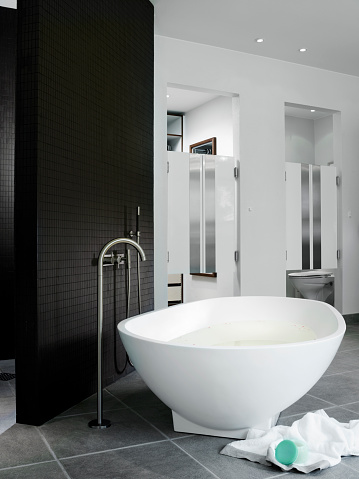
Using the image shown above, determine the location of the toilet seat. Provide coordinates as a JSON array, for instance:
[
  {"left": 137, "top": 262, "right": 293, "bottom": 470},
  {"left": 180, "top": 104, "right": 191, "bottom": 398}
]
[
  {"left": 288, "top": 270, "right": 334, "bottom": 303},
  {"left": 288, "top": 270, "right": 333, "bottom": 278}
]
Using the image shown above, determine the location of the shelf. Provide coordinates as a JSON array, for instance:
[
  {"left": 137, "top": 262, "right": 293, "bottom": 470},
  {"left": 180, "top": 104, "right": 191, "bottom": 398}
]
[{"left": 167, "top": 113, "right": 183, "bottom": 152}]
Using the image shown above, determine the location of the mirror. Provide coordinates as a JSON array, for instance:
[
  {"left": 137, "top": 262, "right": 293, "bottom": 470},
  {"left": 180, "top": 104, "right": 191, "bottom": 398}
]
[{"left": 190, "top": 137, "right": 216, "bottom": 155}]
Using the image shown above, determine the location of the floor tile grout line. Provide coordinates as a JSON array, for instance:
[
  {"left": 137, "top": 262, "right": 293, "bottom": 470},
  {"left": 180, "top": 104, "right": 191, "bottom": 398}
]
[
  {"left": 104, "top": 389, "right": 129, "bottom": 410},
  {"left": 170, "top": 434, "right": 197, "bottom": 441},
  {"left": 324, "top": 369, "right": 359, "bottom": 377},
  {"left": 57, "top": 406, "right": 128, "bottom": 420},
  {"left": 56, "top": 390, "right": 130, "bottom": 420},
  {"left": 280, "top": 403, "right": 337, "bottom": 420},
  {"left": 279, "top": 404, "right": 346, "bottom": 422},
  {"left": 340, "top": 405, "right": 359, "bottom": 415},
  {"left": 340, "top": 459, "right": 359, "bottom": 474},
  {"left": 59, "top": 438, "right": 171, "bottom": 461},
  {"left": 305, "top": 393, "right": 338, "bottom": 406},
  {"left": 36, "top": 427, "right": 72, "bottom": 479},
  {"left": 7, "top": 381, "right": 16, "bottom": 395},
  {"left": 308, "top": 390, "right": 359, "bottom": 410},
  {"left": 280, "top": 402, "right": 359, "bottom": 423},
  {"left": 0, "top": 460, "right": 56, "bottom": 473},
  {"left": 104, "top": 388, "right": 225, "bottom": 478},
  {"left": 171, "top": 440, "right": 223, "bottom": 479},
  {"left": 341, "top": 400, "right": 359, "bottom": 408},
  {"left": 265, "top": 473, "right": 290, "bottom": 479},
  {"left": 338, "top": 346, "right": 359, "bottom": 352},
  {"left": 105, "top": 388, "right": 172, "bottom": 440}
]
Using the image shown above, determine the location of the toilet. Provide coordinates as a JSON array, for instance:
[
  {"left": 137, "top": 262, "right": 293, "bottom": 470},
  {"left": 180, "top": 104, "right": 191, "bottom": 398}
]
[{"left": 288, "top": 270, "right": 334, "bottom": 302}]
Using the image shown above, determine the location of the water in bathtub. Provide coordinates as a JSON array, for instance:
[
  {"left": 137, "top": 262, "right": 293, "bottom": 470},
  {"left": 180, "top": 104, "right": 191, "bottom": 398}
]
[{"left": 168, "top": 321, "right": 316, "bottom": 347}]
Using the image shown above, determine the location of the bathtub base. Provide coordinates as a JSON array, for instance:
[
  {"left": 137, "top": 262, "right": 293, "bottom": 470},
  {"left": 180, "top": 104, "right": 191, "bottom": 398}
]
[{"left": 172, "top": 411, "right": 280, "bottom": 439}]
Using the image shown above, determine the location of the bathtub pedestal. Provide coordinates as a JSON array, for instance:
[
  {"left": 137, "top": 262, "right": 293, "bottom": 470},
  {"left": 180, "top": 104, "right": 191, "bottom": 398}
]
[{"left": 172, "top": 411, "right": 280, "bottom": 440}]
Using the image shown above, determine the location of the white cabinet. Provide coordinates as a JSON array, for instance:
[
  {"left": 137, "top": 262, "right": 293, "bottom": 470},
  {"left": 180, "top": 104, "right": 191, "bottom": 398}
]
[
  {"left": 167, "top": 152, "right": 240, "bottom": 299},
  {"left": 286, "top": 162, "right": 337, "bottom": 270},
  {"left": 285, "top": 163, "right": 302, "bottom": 270},
  {"left": 167, "top": 152, "right": 190, "bottom": 273}
]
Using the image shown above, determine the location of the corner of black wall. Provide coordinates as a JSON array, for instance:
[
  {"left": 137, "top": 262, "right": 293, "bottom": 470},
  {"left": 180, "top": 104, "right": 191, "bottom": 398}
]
[
  {"left": 0, "top": 7, "right": 17, "bottom": 359},
  {"left": 15, "top": 0, "right": 154, "bottom": 425}
]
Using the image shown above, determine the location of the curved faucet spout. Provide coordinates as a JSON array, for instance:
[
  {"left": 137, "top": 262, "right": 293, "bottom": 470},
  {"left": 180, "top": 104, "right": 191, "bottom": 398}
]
[{"left": 99, "top": 237, "right": 146, "bottom": 264}]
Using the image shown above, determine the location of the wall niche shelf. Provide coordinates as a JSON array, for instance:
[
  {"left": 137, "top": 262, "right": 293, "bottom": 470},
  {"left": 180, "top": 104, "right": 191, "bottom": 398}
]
[
  {"left": 167, "top": 112, "right": 184, "bottom": 305},
  {"left": 167, "top": 112, "right": 183, "bottom": 152}
]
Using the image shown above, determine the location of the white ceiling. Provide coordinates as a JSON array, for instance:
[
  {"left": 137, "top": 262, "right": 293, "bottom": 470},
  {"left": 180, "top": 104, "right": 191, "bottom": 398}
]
[
  {"left": 152, "top": 0, "right": 359, "bottom": 77},
  {"left": 156, "top": 0, "right": 350, "bottom": 117},
  {"left": 285, "top": 103, "right": 336, "bottom": 120},
  {"left": 167, "top": 87, "right": 220, "bottom": 114}
]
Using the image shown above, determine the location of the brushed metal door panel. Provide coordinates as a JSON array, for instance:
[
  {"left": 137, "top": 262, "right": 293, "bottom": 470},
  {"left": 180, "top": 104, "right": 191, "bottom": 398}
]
[
  {"left": 301, "top": 164, "right": 310, "bottom": 270},
  {"left": 189, "top": 154, "right": 202, "bottom": 273},
  {"left": 203, "top": 155, "right": 216, "bottom": 273}
]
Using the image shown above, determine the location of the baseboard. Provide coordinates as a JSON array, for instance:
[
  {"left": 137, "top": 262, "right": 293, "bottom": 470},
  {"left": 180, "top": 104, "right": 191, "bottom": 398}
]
[{"left": 343, "top": 313, "right": 359, "bottom": 323}]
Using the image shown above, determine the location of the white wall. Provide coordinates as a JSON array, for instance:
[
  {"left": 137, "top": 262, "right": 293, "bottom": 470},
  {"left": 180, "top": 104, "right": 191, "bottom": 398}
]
[
  {"left": 315, "top": 116, "right": 334, "bottom": 166},
  {"left": 154, "top": 36, "right": 169, "bottom": 309},
  {"left": 285, "top": 115, "right": 334, "bottom": 166},
  {"left": 154, "top": 36, "right": 359, "bottom": 314},
  {"left": 183, "top": 96, "right": 233, "bottom": 156},
  {"left": 285, "top": 116, "right": 315, "bottom": 164},
  {"left": 0, "top": 1, "right": 16, "bottom": 7}
]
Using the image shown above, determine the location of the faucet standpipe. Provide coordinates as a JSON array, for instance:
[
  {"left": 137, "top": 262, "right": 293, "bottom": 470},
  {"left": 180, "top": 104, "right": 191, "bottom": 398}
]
[{"left": 88, "top": 238, "right": 146, "bottom": 429}]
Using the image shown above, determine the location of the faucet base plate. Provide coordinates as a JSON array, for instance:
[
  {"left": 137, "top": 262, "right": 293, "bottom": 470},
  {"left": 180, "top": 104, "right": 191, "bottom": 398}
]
[{"left": 88, "top": 419, "right": 111, "bottom": 429}]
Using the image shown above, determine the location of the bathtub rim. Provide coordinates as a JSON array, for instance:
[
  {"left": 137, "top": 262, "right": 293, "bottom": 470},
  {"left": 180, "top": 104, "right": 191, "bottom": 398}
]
[{"left": 118, "top": 296, "right": 346, "bottom": 350}]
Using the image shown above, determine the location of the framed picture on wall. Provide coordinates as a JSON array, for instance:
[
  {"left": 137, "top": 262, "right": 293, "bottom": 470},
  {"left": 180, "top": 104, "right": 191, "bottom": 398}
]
[{"left": 190, "top": 137, "right": 216, "bottom": 155}]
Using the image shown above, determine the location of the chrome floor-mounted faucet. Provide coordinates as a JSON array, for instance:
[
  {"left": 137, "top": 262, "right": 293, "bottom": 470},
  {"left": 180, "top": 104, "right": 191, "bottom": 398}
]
[{"left": 89, "top": 237, "right": 146, "bottom": 429}]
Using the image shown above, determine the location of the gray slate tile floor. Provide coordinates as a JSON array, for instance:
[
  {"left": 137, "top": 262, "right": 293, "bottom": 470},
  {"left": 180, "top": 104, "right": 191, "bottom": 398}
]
[
  {"left": 1, "top": 317, "right": 359, "bottom": 478},
  {"left": 0, "top": 359, "right": 15, "bottom": 435}
]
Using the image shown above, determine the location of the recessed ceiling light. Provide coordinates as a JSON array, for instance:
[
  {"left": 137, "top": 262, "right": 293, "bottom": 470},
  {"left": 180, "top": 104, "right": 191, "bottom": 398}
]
[
  {"left": 166, "top": 94, "right": 170, "bottom": 98},
  {"left": 299, "top": 48, "right": 307, "bottom": 53},
  {"left": 310, "top": 109, "right": 316, "bottom": 112},
  {"left": 255, "top": 38, "right": 264, "bottom": 43}
]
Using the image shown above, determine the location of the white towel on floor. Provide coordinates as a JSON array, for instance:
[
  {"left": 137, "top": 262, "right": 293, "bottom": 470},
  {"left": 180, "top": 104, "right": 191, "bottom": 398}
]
[{"left": 220, "top": 409, "right": 359, "bottom": 473}]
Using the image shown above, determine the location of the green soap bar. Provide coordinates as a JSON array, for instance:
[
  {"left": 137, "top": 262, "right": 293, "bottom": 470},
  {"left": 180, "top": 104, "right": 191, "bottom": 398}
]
[{"left": 275, "top": 439, "right": 298, "bottom": 465}]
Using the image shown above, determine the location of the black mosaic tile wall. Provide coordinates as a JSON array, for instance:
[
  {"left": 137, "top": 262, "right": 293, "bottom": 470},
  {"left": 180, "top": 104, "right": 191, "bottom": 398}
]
[
  {"left": 15, "top": 0, "right": 154, "bottom": 425},
  {"left": 0, "top": 7, "right": 16, "bottom": 360}
]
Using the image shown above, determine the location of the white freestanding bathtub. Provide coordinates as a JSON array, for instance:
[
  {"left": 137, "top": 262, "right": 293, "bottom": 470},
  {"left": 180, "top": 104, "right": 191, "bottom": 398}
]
[{"left": 118, "top": 296, "right": 345, "bottom": 439}]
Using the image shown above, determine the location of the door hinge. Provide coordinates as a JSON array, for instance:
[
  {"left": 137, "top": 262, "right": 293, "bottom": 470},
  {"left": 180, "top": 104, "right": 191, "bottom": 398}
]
[
  {"left": 285, "top": 171, "right": 287, "bottom": 181},
  {"left": 167, "top": 251, "right": 170, "bottom": 263},
  {"left": 234, "top": 166, "right": 239, "bottom": 179},
  {"left": 167, "top": 161, "right": 169, "bottom": 174},
  {"left": 336, "top": 176, "right": 340, "bottom": 186},
  {"left": 234, "top": 251, "right": 239, "bottom": 262},
  {"left": 337, "top": 249, "right": 340, "bottom": 260}
]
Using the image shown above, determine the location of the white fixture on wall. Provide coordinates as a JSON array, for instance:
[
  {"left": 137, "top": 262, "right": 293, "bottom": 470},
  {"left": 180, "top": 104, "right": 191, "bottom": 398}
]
[
  {"left": 285, "top": 162, "right": 337, "bottom": 270},
  {"left": 288, "top": 270, "right": 334, "bottom": 303}
]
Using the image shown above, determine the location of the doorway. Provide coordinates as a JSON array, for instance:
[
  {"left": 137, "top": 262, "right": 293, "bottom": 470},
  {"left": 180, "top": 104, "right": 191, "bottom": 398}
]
[{"left": 166, "top": 84, "right": 239, "bottom": 304}]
